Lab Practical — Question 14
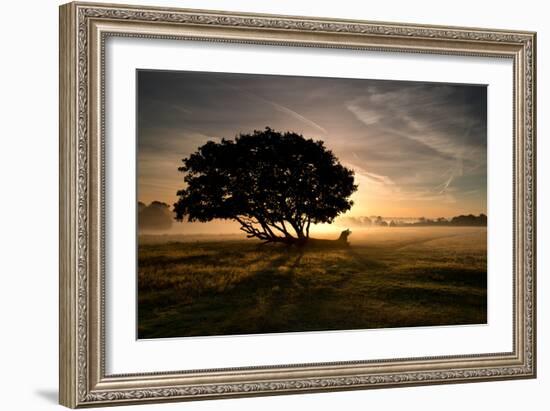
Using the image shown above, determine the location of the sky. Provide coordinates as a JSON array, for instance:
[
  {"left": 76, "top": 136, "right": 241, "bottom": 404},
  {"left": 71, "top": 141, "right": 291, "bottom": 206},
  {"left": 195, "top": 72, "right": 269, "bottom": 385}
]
[{"left": 137, "top": 70, "right": 487, "bottom": 234}]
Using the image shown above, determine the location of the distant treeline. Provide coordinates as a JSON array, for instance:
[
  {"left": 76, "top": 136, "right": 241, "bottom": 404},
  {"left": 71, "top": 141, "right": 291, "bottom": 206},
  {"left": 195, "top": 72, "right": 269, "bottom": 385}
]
[
  {"left": 342, "top": 214, "right": 487, "bottom": 228},
  {"left": 392, "top": 214, "right": 487, "bottom": 227}
]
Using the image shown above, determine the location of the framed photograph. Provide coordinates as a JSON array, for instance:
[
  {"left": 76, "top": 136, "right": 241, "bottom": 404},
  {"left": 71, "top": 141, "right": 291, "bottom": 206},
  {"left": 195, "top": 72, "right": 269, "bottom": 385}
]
[{"left": 59, "top": 2, "right": 537, "bottom": 408}]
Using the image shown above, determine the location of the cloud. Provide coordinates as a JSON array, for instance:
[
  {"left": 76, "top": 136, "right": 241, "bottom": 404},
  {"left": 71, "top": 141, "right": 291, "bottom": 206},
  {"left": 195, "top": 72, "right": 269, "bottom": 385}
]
[
  {"left": 347, "top": 159, "right": 396, "bottom": 187},
  {"left": 347, "top": 104, "right": 382, "bottom": 125},
  {"left": 346, "top": 84, "right": 484, "bottom": 158},
  {"left": 266, "top": 99, "right": 327, "bottom": 134},
  {"left": 343, "top": 83, "right": 486, "bottom": 200},
  {"left": 217, "top": 81, "right": 328, "bottom": 135}
]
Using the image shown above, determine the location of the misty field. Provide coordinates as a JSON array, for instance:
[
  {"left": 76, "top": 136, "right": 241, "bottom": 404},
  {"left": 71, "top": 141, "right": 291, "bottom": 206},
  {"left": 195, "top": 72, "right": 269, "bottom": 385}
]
[{"left": 137, "top": 227, "right": 486, "bottom": 339}]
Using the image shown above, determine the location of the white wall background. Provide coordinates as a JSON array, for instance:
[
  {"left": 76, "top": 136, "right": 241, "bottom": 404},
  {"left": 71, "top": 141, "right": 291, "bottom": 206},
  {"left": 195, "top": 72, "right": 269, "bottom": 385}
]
[{"left": 0, "top": 0, "right": 546, "bottom": 410}]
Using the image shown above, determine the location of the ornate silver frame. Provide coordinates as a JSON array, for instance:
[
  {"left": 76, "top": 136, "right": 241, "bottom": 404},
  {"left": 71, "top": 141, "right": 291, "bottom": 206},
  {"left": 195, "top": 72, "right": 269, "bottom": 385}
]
[{"left": 59, "top": 2, "right": 536, "bottom": 408}]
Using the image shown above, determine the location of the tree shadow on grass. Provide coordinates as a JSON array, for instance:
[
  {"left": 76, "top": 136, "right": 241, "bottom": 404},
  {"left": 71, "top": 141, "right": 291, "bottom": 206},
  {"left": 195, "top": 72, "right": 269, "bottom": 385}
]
[
  {"left": 235, "top": 251, "right": 303, "bottom": 290},
  {"left": 138, "top": 239, "right": 488, "bottom": 338},
  {"left": 345, "top": 246, "right": 388, "bottom": 271}
]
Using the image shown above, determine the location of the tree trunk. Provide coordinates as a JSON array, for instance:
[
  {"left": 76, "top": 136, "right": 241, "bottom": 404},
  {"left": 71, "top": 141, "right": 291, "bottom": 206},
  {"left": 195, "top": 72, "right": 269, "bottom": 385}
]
[
  {"left": 235, "top": 216, "right": 312, "bottom": 245},
  {"left": 261, "top": 234, "right": 310, "bottom": 246}
]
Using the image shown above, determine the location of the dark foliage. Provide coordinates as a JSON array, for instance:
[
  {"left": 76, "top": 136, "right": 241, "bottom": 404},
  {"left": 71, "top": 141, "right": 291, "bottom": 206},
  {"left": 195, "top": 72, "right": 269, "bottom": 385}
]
[
  {"left": 450, "top": 214, "right": 487, "bottom": 226},
  {"left": 174, "top": 127, "right": 357, "bottom": 244}
]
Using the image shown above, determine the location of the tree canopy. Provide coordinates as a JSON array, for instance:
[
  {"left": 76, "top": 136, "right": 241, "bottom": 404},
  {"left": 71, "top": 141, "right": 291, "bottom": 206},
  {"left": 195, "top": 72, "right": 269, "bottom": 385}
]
[{"left": 174, "top": 127, "right": 357, "bottom": 244}]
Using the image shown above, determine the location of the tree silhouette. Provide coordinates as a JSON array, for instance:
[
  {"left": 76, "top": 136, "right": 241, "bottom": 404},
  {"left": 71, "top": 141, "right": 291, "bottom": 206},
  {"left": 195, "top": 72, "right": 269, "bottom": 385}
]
[{"left": 174, "top": 127, "right": 357, "bottom": 244}]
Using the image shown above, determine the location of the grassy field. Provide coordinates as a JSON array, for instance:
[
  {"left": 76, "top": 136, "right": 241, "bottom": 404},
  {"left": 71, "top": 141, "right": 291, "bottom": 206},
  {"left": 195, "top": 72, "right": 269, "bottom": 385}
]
[{"left": 137, "top": 227, "right": 487, "bottom": 339}]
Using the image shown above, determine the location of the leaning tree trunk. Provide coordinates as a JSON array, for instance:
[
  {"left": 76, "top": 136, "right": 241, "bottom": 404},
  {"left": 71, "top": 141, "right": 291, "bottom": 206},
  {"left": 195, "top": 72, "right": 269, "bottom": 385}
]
[{"left": 234, "top": 216, "right": 314, "bottom": 245}]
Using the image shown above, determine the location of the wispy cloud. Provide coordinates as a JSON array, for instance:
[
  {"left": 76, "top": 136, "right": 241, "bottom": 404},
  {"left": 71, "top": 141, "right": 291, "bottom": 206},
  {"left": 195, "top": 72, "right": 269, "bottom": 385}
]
[
  {"left": 219, "top": 81, "right": 328, "bottom": 134},
  {"left": 343, "top": 83, "right": 485, "bottom": 201},
  {"left": 266, "top": 99, "right": 327, "bottom": 134}
]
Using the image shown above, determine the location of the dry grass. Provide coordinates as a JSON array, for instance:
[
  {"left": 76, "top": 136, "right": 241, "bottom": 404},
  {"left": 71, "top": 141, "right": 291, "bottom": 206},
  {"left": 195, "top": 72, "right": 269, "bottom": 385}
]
[{"left": 138, "top": 227, "right": 487, "bottom": 338}]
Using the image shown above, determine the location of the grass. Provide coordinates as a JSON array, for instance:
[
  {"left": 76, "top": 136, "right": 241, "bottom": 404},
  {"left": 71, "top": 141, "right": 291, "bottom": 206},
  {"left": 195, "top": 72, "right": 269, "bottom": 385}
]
[{"left": 137, "top": 227, "right": 487, "bottom": 338}]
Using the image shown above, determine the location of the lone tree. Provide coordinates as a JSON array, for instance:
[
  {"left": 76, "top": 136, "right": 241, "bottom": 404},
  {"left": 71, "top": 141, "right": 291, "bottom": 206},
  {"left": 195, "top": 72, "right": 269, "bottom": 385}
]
[{"left": 174, "top": 127, "right": 357, "bottom": 245}]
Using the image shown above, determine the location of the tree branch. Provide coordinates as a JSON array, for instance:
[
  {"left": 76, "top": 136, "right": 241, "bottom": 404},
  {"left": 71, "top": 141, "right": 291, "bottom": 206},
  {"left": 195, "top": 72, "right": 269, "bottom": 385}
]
[
  {"left": 235, "top": 216, "right": 269, "bottom": 240},
  {"left": 266, "top": 220, "right": 295, "bottom": 239},
  {"left": 288, "top": 219, "right": 304, "bottom": 239},
  {"left": 235, "top": 215, "right": 290, "bottom": 242}
]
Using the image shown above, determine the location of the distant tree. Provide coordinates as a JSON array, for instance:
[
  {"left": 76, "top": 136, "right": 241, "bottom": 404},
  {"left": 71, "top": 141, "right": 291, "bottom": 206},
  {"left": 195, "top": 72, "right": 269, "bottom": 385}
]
[
  {"left": 450, "top": 213, "right": 487, "bottom": 226},
  {"left": 478, "top": 213, "right": 488, "bottom": 225},
  {"left": 174, "top": 127, "right": 357, "bottom": 244},
  {"left": 392, "top": 213, "right": 486, "bottom": 227},
  {"left": 361, "top": 216, "right": 372, "bottom": 226},
  {"left": 139, "top": 201, "right": 173, "bottom": 231}
]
